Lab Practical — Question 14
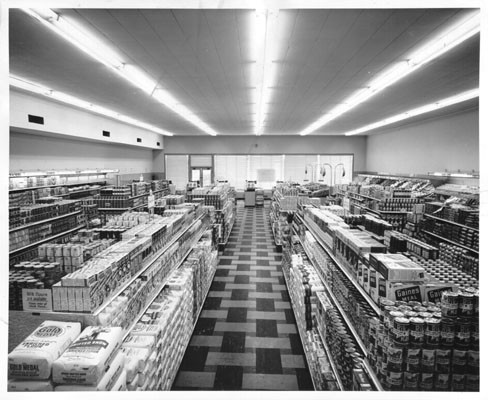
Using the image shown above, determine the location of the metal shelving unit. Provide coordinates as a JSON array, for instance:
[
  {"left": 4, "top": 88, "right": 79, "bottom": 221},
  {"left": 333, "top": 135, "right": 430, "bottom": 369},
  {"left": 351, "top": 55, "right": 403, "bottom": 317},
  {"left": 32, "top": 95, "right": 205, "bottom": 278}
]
[
  {"left": 9, "top": 210, "right": 82, "bottom": 233},
  {"left": 294, "top": 232, "right": 382, "bottom": 390},
  {"left": 424, "top": 213, "right": 478, "bottom": 232},
  {"left": 421, "top": 229, "right": 478, "bottom": 254}
]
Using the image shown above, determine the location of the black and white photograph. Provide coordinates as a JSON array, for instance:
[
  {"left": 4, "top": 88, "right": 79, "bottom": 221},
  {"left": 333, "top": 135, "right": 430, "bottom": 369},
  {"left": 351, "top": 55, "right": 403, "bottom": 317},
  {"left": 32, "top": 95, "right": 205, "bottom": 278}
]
[{"left": 1, "top": 0, "right": 485, "bottom": 398}]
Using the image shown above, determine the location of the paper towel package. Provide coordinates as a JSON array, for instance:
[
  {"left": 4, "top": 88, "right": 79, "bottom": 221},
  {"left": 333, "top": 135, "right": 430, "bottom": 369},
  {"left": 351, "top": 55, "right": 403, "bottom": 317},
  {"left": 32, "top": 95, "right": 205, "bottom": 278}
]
[{"left": 8, "top": 320, "right": 81, "bottom": 380}]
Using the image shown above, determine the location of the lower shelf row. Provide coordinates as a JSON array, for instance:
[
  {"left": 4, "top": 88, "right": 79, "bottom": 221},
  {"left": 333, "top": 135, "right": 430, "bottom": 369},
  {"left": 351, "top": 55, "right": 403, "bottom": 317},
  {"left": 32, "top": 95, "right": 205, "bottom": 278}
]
[{"left": 8, "top": 234, "right": 218, "bottom": 392}]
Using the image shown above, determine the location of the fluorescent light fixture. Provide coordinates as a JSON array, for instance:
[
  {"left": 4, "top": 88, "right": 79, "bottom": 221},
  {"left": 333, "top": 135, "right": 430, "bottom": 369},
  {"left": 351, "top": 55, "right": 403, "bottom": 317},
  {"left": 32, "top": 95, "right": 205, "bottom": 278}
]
[
  {"left": 344, "top": 88, "right": 479, "bottom": 136},
  {"left": 10, "top": 75, "right": 173, "bottom": 136},
  {"left": 22, "top": 8, "right": 218, "bottom": 136},
  {"left": 252, "top": 9, "right": 279, "bottom": 135},
  {"left": 300, "top": 9, "right": 480, "bottom": 136}
]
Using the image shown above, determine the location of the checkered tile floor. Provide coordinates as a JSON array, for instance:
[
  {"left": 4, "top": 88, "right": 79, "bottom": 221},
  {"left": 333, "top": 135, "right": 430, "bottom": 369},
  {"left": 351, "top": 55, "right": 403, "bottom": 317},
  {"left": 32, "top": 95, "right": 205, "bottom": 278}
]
[{"left": 172, "top": 201, "right": 313, "bottom": 390}]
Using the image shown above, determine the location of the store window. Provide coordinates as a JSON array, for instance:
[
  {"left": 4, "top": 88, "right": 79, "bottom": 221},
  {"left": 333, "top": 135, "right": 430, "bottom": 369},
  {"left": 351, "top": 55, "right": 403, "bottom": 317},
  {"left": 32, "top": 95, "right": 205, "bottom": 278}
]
[
  {"left": 248, "top": 155, "right": 284, "bottom": 189},
  {"left": 214, "top": 155, "right": 248, "bottom": 188}
]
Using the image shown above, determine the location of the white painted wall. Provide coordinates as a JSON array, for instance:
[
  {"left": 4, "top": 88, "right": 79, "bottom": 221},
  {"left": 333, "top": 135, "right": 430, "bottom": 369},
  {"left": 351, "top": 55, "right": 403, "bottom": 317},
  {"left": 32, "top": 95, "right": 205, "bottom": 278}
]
[
  {"left": 10, "top": 90, "right": 164, "bottom": 150},
  {"left": 366, "top": 109, "right": 479, "bottom": 175},
  {"left": 10, "top": 130, "right": 154, "bottom": 175}
]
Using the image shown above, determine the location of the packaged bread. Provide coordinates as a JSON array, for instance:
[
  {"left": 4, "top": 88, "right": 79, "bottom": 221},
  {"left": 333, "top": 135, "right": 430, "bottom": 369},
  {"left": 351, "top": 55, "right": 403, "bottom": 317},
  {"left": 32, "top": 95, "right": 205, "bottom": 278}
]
[
  {"left": 52, "top": 326, "right": 123, "bottom": 385},
  {"left": 54, "top": 351, "right": 125, "bottom": 391},
  {"left": 120, "top": 347, "right": 149, "bottom": 382},
  {"left": 8, "top": 380, "right": 54, "bottom": 391},
  {"left": 8, "top": 320, "right": 81, "bottom": 380}
]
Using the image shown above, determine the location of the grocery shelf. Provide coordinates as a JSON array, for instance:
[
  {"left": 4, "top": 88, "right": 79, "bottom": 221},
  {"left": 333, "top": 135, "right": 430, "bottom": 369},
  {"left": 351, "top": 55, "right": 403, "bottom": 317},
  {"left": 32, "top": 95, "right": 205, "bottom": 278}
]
[
  {"left": 58, "top": 187, "right": 103, "bottom": 197},
  {"left": 294, "top": 232, "right": 382, "bottom": 390},
  {"left": 421, "top": 230, "right": 478, "bottom": 254},
  {"left": 9, "top": 180, "right": 107, "bottom": 193},
  {"left": 298, "top": 215, "right": 381, "bottom": 316},
  {"left": 169, "top": 260, "right": 218, "bottom": 389},
  {"left": 9, "top": 210, "right": 82, "bottom": 233},
  {"left": 95, "top": 214, "right": 206, "bottom": 318},
  {"left": 9, "top": 224, "right": 85, "bottom": 256},
  {"left": 424, "top": 213, "right": 479, "bottom": 232},
  {"left": 282, "top": 268, "right": 318, "bottom": 391},
  {"left": 434, "top": 189, "right": 478, "bottom": 200},
  {"left": 316, "top": 326, "right": 345, "bottom": 390}
]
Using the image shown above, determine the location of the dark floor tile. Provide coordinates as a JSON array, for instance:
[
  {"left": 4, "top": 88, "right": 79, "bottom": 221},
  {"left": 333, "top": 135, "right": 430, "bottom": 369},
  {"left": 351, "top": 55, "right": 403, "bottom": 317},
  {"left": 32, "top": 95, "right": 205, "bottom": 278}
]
[
  {"left": 256, "top": 298, "right": 275, "bottom": 312},
  {"left": 256, "top": 348, "right": 283, "bottom": 374},
  {"left": 239, "top": 255, "right": 251, "bottom": 261},
  {"left": 231, "top": 289, "right": 249, "bottom": 301},
  {"left": 234, "top": 275, "right": 250, "bottom": 284},
  {"left": 274, "top": 256, "right": 282, "bottom": 261},
  {"left": 219, "top": 258, "right": 233, "bottom": 265},
  {"left": 256, "top": 319, "right": 278, "bottom": 338},
  {"left": 256, "top": 282, "right": 273, "bottom": 293},
  {"left": 284, "top": 309, "right": 296, "bottom": 324},
  {"left": 256, "top": 260, "right": 270, "bottom": 266},
  {"left": 256, "top": 251, "right": 269, "bottom": 257},
  {"left": 277, "top": 277, "right": 285, "bottom": 285},
  {"left": 222, "top": 250, "right": 235, "bottom": 256},
  {"left": 179, "top": 346, "right": 209, "bottom": 371},
  {"left": 240, "top": 247, "right": 252, "bottom": 253},
  {"left": 242, "top": 241, "right": 252, "bottom": 246},
  {"left": 221, "top": 331, "right": 246, "bottom": 353},
  {"left": 281, "top": 291, "right": 290, "bottom": 301},
  {"left": 295, "top": 368, "right": 314, "bottom": 390},
  {"left": 257, "top": 245, "right": 268, "bottom": 249},
  {"left": 226, "top": 307, "right": 248, "bottom": 323},
  {"left": 194, "top": 318, "right": 217, "bottom": 336},
  {"left": 215, "top": 269, "right": 230, "bottom": 277},
  {"left": 237, "top": 264, "right": 251, "bottom": 271},
  {"left": 210, "top": 281, "right": 227, "bottom": 291},
  {"left": 214, "top": 366, "right": 244, "bottom": 390},
  {"left": 256, "top": 270, "right": 271, "bottom": 278},
  {"left": 204, "top": 297, "right": 222, "bottom": 310},
  {"left": 289, "top": 334, "right": 303, "bottom": 355}
]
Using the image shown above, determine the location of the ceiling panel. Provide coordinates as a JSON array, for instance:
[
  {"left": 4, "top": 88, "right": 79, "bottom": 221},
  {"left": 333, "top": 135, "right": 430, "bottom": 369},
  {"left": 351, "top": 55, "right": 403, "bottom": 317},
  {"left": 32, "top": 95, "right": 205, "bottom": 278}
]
[{"left": 9, "top": 8, "right": 479, "bottom": 136}]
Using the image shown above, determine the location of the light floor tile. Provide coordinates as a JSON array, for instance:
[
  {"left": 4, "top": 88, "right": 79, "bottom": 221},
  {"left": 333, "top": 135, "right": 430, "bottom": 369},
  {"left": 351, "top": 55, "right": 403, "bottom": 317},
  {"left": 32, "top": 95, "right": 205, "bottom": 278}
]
[
  {"left": 220, "top": 299, "right": 257, "bottom": 308},
  {"left": 214, "top": 322, "right": 257, "bottom": 333},
  {"left": 281, "top": 354, "right": 306, "bottom": 368},
  {"left": 272, "top": 284, "right": 287, "bottom": 291},
  {"left": 250, "top": 277, "right": 280, "bottom": 283},
  {"left": 242, "top": 373, "right": 299, "bottom": 390},
  {"left": 228, "top": 270, "right": 257, "bottom": 276},
  {"left": 245, "top": 337, "right": 291, "bottom": 349},
  {"left": 248, "top": 292, "right": 282, "bottom": 299},
  {"left": 277, "top": 324, "right": 297, "bottom": 334},
  {"left": 207, "top": 291, "right": 232, "bottom": 298},
  {"left": 213, "top": 277, "right": 235, "bottom": 282},
  {"left": 225, "top": 283, "right": 257, "bottom": 290},
  {"left": 274, "top": 301, "right": 291, "bottom": 309},
  {"left": 190, "top": 335, "right": 224, "bottom": 347},
  {"left": 174, "top": 371, "right": 216, "bottom": 388},
  {"left": 247, "top": 311, "right": 287, "bottom": 321},
  {"left": 200, "top": 309, "right": 228, "bottom": 318},
  {"left": 205, "top": 352, "right": 256, "bottom": 367}
]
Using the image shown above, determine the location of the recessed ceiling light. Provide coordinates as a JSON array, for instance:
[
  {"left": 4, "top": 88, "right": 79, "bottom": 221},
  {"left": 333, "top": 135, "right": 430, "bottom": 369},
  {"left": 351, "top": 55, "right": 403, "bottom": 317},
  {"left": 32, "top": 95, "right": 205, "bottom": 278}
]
[
  {"left": 344, "top": 88, "right": 479, "bottom": 136},
  {"left": 10, "top": 75, "right": 174, "bottom": 136},
  {"left": 22, "top": 8, "right": 218, "bottom": 136},
  {"left": 299, "top": 10, "right": 480, "bottom": 136}
]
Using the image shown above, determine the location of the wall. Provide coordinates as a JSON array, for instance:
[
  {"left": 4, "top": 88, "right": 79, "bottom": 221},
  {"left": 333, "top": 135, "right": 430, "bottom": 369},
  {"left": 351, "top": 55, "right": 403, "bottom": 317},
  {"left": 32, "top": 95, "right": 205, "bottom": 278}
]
[
  {"left": 366, "top": 109, "right": 479, "bottom": 175},
  {"left": 10, "top": 130, "right": 154, "bottom": 175},
  {"left": 164, "top": 135, "right": 367, "bottom": 171},
  {"left": 10, "top": 90, "right": 164, "bottom": 150}
]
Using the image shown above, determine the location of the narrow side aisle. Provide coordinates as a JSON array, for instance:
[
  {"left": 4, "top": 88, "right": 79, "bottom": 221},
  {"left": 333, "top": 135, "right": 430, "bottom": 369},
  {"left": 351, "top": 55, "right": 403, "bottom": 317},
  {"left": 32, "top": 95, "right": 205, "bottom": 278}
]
[{"left": 173, "top": 201, "right": 314, "bottom": 390}]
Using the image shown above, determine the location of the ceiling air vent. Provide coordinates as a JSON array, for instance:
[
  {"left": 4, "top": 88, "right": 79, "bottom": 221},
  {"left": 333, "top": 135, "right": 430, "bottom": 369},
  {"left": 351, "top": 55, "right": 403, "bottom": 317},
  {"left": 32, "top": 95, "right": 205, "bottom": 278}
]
[
  {"left": 137, "top": 138, "right": 142, "bottom": 143},
  {"left": 157, "top": 142, "right": 161, "bottom": 146},
  {"left": 28, "top": 114, "right": 44, "bottom": 125},
  {"left": 102, "top": 130, "right": 110, "bottom": 137}
]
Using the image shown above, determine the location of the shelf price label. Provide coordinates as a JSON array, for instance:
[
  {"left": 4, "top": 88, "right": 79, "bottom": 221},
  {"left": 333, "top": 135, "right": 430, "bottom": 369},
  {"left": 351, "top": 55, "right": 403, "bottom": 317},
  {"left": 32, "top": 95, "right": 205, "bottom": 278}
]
[{"left": 22, "top": 289, "right": 53, "bottom": 311}]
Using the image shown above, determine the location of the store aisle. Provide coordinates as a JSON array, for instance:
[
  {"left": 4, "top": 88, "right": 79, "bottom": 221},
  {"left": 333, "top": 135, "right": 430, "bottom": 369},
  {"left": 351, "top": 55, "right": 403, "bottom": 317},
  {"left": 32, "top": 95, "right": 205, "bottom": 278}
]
[{"left": 173, "top": 201, "right": 314, "bottom": 390}]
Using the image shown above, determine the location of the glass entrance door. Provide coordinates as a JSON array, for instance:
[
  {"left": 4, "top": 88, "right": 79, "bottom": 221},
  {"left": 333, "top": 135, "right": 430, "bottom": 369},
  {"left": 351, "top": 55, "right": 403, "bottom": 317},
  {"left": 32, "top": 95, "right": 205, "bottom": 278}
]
[{"left": 191, "top": 167, "right": 212, "bottom": 187}]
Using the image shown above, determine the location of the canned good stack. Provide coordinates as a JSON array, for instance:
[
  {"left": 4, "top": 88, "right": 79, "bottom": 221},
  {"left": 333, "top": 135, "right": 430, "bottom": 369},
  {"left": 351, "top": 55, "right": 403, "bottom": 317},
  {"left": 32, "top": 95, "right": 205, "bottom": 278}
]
[
  {"left": 9, "top": 261, "right": 64, "bottom": 310},
  {"left": 367, "top": 290, "right": 479, "bottom": 391},
  {"left": 438, "top": 243, "right": 479, "bottom": 279}
]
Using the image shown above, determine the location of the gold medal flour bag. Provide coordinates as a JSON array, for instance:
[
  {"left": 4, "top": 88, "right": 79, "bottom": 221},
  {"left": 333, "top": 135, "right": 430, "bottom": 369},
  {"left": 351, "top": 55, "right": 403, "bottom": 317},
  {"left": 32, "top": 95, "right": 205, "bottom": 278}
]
[{"left": 8, "top": 320, "right": 81, "bottom": 380}]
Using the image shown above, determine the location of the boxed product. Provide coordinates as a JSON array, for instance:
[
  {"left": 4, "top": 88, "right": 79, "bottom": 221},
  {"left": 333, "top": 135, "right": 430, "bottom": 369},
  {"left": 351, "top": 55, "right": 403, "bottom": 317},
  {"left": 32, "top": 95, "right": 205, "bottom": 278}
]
[
  {"left": 8, "top": 320, "right": 81, "bottom": 380},
  {"left": 424, "top": 283, "right": 458, "bottom": 304},
  {"left": 369, "top": 253, "right": 426, "bottom": 281},
  {"left": 52, "top": 326, "right": 123, "bottom": 385},
  {"left": 8, "top": 380, "right": 54, "bottom": 391}
]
